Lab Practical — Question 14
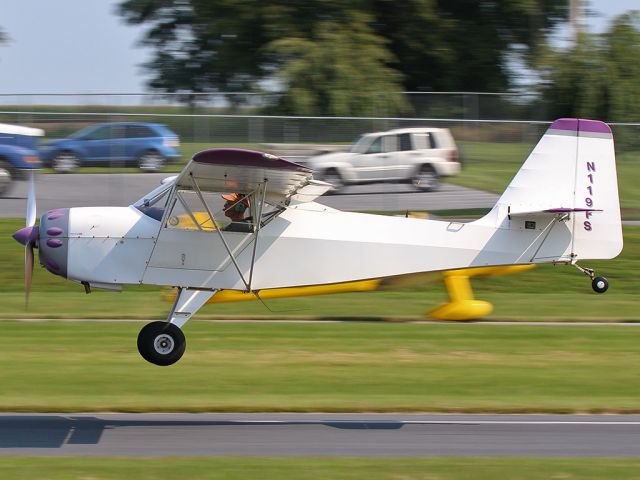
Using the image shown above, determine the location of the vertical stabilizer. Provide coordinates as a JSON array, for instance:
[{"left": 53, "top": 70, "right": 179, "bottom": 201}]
[{"left": 489, "top": 118, "right": 622, "bottom": 260}]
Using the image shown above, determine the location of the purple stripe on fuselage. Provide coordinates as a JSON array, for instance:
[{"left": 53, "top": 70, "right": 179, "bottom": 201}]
[{"left": 193, "top": 148, "right": 312, "bottom": 173}]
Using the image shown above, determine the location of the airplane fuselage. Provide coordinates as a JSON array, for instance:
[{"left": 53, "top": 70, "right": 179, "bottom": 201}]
[{"left": 40, "top": 201, "right": 578, "bottom": 292}]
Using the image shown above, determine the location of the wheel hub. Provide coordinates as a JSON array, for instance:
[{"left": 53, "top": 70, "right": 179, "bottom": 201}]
[{"left": 153, "top": 333, "right": 175, "bottom": 354}]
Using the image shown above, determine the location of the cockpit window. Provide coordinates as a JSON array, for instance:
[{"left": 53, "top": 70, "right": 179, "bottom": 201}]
[{"left": 134, "top": 181, "right": 173, "bottom": 221}]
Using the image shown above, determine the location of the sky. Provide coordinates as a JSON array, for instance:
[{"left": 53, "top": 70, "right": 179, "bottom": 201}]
[{"left": 0, "top": 0, "right": 638, "bottom": 96}]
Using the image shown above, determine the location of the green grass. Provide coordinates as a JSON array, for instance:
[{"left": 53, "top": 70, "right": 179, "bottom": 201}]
[
  {"left": 2, "top": 458, "right": 640, "bottom": 480},
  {"left": 0, "top": 321, "right": 639, "bottom": 412}
]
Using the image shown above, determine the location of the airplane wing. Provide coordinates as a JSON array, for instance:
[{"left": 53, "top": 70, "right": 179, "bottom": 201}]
[{"left": 174, "top": 148, "right": 325, "bottom": 204}]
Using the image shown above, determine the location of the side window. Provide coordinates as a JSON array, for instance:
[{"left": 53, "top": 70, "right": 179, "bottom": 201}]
[
  {"left": 366, "top": 137, "right": 383, "bottom": 154},
  {"left": 412, "top": 133, "right": 434, "bottom": 150},
  {"left": 126, "top": 125, "right": 154, "bottom": 138},
  {"left": 399, "top": 133, "right": 413, "bottom": 151},
  {"left": 84, "top": 126, "right": 112, "bottom": 141},
  {"left": 111, "top": 125, "right": 126, "bottom": 139},
  {"left": 383, "top": 135, "right": 399, "bottom": 153}
]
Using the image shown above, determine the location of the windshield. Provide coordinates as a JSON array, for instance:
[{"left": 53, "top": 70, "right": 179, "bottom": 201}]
[
  {"left": 350, "top": 135, "right": 373, "bottom": 153},
  {"left": 133, "top": 177, "right": 175, "bottom": 221}
]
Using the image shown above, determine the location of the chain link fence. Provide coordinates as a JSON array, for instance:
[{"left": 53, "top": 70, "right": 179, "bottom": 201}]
[{"left": 1, "top": 92, "right": 638, "bottom": 164}]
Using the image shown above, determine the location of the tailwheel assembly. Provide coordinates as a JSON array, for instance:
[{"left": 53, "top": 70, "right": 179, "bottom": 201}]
[{"left": 573, "top": 264, "right": 609, "bottom": 294}]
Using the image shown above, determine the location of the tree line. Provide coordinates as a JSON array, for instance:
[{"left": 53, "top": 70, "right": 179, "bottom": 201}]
[{"left": 116, "top": 0, "right": 568, "bottom": 116}]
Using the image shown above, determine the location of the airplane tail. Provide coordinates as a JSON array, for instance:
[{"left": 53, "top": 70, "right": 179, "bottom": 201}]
[{"left": 484, "top": 118, "right": 623, "bottom": 261}]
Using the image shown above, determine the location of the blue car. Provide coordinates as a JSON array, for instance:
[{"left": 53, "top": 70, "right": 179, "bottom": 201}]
[
  {"left": 0, "top": 123, "right": 43, "bottom": 196},
  {"left": 40, "top": 122, "right": 181, "bottom": 172}
]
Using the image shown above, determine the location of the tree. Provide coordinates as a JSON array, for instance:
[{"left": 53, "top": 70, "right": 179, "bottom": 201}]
[
  {"left": 267, "top": 12, "right": 408, "bottom": 116},
  {"left": 117, "top": 0, "right": 568, "bottom": 114},
  {"left": 540, "top": 12, "right": 640, "bottom": 123}
]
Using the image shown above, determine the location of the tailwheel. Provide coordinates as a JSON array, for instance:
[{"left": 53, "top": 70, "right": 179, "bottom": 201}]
[
  {"left": 137, "top": 321, "right": 186, "bottom": 366},
  {"left": 591, "top": 276, "right": 609, "bottom": 294},
  {"left": 574, "top": 263, "right": 609, "bottom": 294}
]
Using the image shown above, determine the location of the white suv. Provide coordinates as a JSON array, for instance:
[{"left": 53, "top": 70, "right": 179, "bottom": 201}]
[{"left": 309, "top": 127, "right": 460, "bottom": 192}]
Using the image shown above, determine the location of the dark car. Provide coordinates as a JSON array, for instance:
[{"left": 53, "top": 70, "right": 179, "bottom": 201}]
[
  {"left": 40, "top": 122, "right": 181, "bottom": 172},
  {"left": 0, "top": 123, "right": 43, "bottom": 196}
]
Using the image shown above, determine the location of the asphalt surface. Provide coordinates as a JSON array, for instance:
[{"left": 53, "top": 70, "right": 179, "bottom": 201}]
[
  {"left": 1, "top": 413, "right": 639, "bottom": 457},
  {"left": 0, "top": 173, "right": 499, "bottom": 218}
]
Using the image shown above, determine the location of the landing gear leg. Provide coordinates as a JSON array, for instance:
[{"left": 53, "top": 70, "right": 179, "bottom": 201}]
[
  {"left": 137, "top": 288, "right": 217, "bottom": 366},
  {"left": 573, "top": 264, "right": 609, "bottom": 294}
]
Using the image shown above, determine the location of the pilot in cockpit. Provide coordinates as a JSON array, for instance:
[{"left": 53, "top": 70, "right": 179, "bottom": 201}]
[{"left": 222, "top": 193, "right": 252, "bottom": 233}]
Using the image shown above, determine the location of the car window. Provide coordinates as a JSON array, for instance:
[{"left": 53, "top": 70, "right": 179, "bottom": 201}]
[
  {"left": 412, "top": 132, "right": 435, "bottom": 150},
  {"left": 127, "top": 125, "right": 155, "bottom": 138},
  {"left": 383, "top": 135, "right": 399, "bottom": 153},
  {"left": 366, "top": 137, "right": 383, "bottom": 154},
  {"left": 83, "top": 125, "right": 112, "bottom": 141},
  {"left": 112, "top": 125, "right": 127, "bottom": 139},
  {"left": 399, "top": 133, "right": 412, "bottom": 151},
  {"left": 351, "top": 135, "right": 372, "bottom": 153}
]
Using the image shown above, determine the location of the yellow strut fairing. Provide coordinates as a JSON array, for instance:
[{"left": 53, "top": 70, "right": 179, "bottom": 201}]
[{"left": 163, "top": 265, "right": 534, "bottom": 321}]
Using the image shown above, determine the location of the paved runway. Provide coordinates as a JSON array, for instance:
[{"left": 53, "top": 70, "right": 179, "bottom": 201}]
[
  {"left": 1, "top": 413, "right": 640, "bottom": 457},
  {"left": 0, "top": 173, "right": 498, "bottom": 218}
]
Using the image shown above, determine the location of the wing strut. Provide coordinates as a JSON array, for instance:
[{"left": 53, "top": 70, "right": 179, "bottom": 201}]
[
  {"left": 247, "top": 179, "right": 268, "bottom": 291},
  {"left": 189, "top": 173, "right": 251, "bottom": 291}
]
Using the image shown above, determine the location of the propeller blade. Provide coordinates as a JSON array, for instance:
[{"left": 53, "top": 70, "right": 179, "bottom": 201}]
[
  {"left": 26, "top": 170, "right": 36, "bottom": 227},
  {"left": 25, "top": 243, "right": 34, "bottom": 309}
]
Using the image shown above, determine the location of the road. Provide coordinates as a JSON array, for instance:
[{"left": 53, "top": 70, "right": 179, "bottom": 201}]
[
  {"left": 1, "top": 413, "right": 639, "bottom": 457},
  {"left": 1, "top": 173, "right": 499, "bottom": 218}
]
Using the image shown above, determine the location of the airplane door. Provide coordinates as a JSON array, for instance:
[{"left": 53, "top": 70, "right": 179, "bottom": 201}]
[{"left": 147, "top": 228, "right": 253, "bottom": 272}]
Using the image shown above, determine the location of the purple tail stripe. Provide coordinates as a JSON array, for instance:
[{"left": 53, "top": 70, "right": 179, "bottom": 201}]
[{"left": 549, "top": 118, "right": 611, "bottom": 134}]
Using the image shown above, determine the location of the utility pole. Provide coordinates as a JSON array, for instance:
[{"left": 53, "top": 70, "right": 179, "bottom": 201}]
[{"left": 570, "top": 0, "right": 584, "bottom": 41}]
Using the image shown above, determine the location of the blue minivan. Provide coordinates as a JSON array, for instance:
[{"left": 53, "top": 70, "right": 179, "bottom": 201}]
[
  {"left": 0, "top": 123, "right": 43, "bottom": 196},
  {"left": 39, "top": 122, "right": 181, "bottom": 172}
]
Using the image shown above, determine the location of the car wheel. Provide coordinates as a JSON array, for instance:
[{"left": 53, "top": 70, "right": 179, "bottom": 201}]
[
  {"left": 139, "top": 150, "right": 165, "bottom": 172},
  {"left": 52, "top": 151, "right": 79, "bottom": 173},
  {"left": 0, "top": 159, "right": 14, "bottom": 197},
  {"left": 321, "top": 168, "right": 344, "bottom": 194},
  {"left": 412, "top": 165, "right": 440, "bottom": 192}
]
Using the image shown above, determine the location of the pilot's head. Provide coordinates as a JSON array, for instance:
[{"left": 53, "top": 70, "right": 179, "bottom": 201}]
[{"left": 222, "top": 193, "right": 250, "bottom": 222}]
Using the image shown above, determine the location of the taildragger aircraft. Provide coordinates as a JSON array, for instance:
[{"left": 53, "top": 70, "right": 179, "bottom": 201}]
[{"left": 13, "top": 118, "right": 623, "bottom": 365}]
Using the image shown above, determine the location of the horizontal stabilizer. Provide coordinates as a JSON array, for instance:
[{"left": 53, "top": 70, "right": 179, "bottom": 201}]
[{"left": 508, "top": 207, "right": 603, "bottom": 217}]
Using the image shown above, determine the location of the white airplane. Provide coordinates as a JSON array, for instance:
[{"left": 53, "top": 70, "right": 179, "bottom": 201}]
[{"left": 13, "top": 118, "right": 623, "bottom": 366}]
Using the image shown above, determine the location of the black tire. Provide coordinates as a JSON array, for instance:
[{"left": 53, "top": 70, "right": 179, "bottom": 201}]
[
  {"left": 137, "top": 321, "right": 186, "bottom": 366},
  {"left": 52, "top": 151, "right": 79, "bottom": 173},
  {"left": 412, "top": 165, "right": 440, "bottom": 192},
  {"left": 592, "top": 276, "right": 609, "bottom": 294},
  {"left": 321, "top": 168, "right": 344, "bottom": 194},
  {"left": 0, "top": 159, "right": 14, "bottom": 197},
  {"left": 138, "top": 150, "right": 165, "bottom": 172}
]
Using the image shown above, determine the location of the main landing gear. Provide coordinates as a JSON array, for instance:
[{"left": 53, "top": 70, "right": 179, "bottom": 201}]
[
  {"left": 574, "top": 264, "right": 609, "bottom": 294},
  {"left": 137, "top": 288, "right": 217, "bottom": 366}
]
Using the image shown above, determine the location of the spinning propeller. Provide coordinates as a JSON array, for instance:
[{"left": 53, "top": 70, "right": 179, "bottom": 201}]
[{"left": 12, "top": 172, "right": 39, "bottom": 307}]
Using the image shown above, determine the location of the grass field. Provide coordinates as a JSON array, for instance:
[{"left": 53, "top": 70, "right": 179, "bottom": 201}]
[
  {"left": 0, "top": 321, "right": 638, "bottom": 412},
  {"left": 2, "top": 457, "right": 640, "bottom": 480}
]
